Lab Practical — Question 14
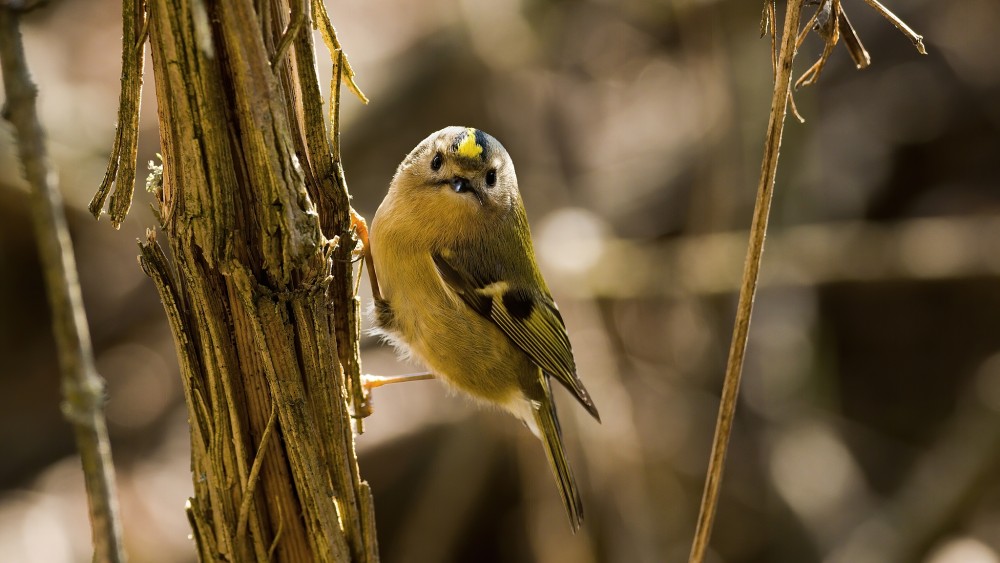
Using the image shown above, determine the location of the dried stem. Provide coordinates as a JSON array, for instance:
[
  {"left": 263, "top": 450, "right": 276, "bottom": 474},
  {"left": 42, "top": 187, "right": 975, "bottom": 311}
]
[
  {"left": 88, "top": 0, "right": 145, "bottom": 228},
  {"left": 861, "top": 0, "right": 927, "bottom": 54},
  {"left": 0, "top": 4, "right": 126, "bottom": 562},
  {"left": 688, "top": 0, "right": 926, "bottom": 559},
  {"left": 687, "top": 1, "right": 804, "bottom": 561}
]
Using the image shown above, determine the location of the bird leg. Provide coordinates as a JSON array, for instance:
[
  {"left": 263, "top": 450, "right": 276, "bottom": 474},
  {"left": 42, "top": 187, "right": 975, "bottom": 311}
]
[
  {"left": 362, "top": 372, "right": 436, "bottom": 390},
  {"left": 349, "top": 207, "right": 382, "bottom": 301},
  {"left": 356, "top": 372, "right": 436, "bottom": 418},
  {"left": 351, "top": 211, "right": 432, "bottom": 413}
]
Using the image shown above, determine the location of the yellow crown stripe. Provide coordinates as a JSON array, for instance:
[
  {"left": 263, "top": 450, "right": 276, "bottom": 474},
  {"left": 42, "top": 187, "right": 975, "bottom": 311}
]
[{"left": 456, "top": 127, "right": 483, "bottom": 159}]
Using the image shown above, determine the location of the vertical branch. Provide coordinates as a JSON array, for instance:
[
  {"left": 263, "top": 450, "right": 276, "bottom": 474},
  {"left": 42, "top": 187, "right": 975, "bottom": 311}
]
[
  {"left": 117, "top": 0, "right": 379, "bottom": 560},
  {"left": 0, "top": 4, "right": 127, "bottom": 562},
  {"left": 88, "top": 0, "right": 145, "bottom": 228},
  {"left": 311, "top": 0, "right": 370, "bottom": 424},
  {"left": 687, "top": 2, "right": 804, "bottom": 562}
]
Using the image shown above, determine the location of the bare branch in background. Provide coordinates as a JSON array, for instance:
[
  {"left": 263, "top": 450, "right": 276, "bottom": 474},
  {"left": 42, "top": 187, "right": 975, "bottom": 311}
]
[
  {"left": 688, "top": 1, "right": 926, "bottom": 560},
  {"left": 582, "top": 215, "right": 1000, "bottom": 298},
  {"left": 688, "top": 4, "right": 805, "bottom": 560},
  {"left": 827, "top": 395, "right": 1000, "bottom": 563},
  {"left": 795, "top": 0, "right": 924, "bottom": 90},
  {"left": 0, "top": 3, "right": 126, "bottom": 561}
]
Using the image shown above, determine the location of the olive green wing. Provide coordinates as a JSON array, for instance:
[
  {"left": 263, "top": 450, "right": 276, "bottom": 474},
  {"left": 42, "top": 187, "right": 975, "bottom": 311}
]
[{"left": 433, "top": 249, "right": 600, "bottom": 421}]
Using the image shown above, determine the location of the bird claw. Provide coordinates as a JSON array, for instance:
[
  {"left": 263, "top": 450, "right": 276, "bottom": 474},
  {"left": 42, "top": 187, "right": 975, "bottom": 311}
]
[
  {"left": 349, "top": 208, "right": 369, "bottom": 262},
  {"left": 354, "top": 372, "right": 436, "bottom": 418}
]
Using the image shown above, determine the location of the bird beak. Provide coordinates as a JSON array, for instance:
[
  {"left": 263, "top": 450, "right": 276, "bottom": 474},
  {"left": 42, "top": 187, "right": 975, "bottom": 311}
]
[
  {"left": 449, "top": 176, "right": 484, "bottom": 205},
  {"left": 450, "top": 176, "right": 471, "bottom": 193}
]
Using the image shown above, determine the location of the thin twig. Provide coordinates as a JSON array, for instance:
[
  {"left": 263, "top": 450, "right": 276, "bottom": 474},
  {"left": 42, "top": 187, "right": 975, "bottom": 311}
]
[
  {"left": 270, "top": 0, "right": 306, "bottom": 69},
  {"left": 687, "top": 2, "right": 804, "bottom": 561},
  {"left": 838, "top": 8, "right": 871, "bottom": 69},
  {"left": 269, "top": 503, "right": 285, "bottom": 561},
  {"left": 795, "top": 0, "right": 839, "bottom": 89},
  {"left": 88, "top": 0, "right": 145, "bottom": 228},
  {"left": 330, "top": 48, "right": 343, "bottom": 161},
  {"left": 0, "top": 5, "right": 127, "bottom": 562},
  {"left": 237, "top": 401, "right": 278, "bottom": 540},
  {"left": 313, "top": 0, "right": 370, "bottom": 431},
  {"left": 793, "top": 0, "right": 923, "bottom": 92},
  {"left": 311, "top": 0, "right": 368, "bottom": 104},
  {"left": 860, "top": 0, "right": 927, "bottom": 54}
]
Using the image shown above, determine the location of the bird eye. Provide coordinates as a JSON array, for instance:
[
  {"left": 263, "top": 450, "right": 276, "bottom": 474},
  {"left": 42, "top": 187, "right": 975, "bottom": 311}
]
[
  {"left": 430, "top": 152, "right": 443, "bottom": 171},
  {"left": 485, "top": 169, "right": 497, "bottom": 186}
]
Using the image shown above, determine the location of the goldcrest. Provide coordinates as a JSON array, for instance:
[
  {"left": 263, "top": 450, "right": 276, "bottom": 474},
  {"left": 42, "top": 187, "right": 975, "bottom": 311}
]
[{"left": 368, "top": 126, "right": 600, "bottom": 530}]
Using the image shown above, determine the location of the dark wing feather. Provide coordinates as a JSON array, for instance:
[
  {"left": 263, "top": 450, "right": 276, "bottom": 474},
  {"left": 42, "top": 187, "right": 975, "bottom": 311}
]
[{"left": 434, "top": 250, "right": 600, "bottom": 421}]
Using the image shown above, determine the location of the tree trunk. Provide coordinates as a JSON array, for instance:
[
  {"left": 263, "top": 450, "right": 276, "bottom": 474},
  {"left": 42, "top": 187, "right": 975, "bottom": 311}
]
[{"left": 96, "top": 0, "right": 378, "bottom": 560}]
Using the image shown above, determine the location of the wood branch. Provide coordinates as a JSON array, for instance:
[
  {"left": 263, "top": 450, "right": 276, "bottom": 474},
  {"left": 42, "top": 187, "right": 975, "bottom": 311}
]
[
  {"left": 689, "top": 2, "right": 803, "bottom": 561},
  {"left": 687, "top": 2, "right": 926, "bottom": 559},
  {"left": 100, "top": 0, "right": 378, "bottom": 560},
  {"left": 89, "top": 0, "right": 145, "bottom": 227},
  {"left": 0, "top": 4, "right": 127, "bottom": 561}
]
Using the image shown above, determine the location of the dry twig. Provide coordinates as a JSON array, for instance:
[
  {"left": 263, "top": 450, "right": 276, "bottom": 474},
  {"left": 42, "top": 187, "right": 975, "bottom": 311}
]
[
  {"left": 0, "top": 3, "right": 127, "bottom": 561},
  {"left": 688, "top": 1, "right": 927, "bottom": 561},
  {"left": 88, "top": 0, "right": 145, "bottom": 228},
  {"left": 688, "top": 4, "right": 805, "bottom": 561}
]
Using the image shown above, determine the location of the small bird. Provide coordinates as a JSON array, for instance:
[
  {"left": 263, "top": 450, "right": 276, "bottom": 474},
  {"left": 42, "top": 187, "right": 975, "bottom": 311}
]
[{"left": 366, "top": 126, "right": 600, "bottom": 530}]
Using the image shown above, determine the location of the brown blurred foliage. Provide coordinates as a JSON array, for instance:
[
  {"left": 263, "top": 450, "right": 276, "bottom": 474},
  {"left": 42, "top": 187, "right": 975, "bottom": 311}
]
[{"left": 1, "top": 0, "right": 999, "bottom": 561}]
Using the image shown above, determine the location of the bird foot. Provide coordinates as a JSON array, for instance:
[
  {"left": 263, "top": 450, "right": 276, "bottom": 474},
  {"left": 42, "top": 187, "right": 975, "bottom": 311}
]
[
  {"left": 355, "top": 372, "right": 435, "bottom": 418},
  {"left": 349, "top": 207, "right": 369, "bottom": 262},
  {"left": 363, "top": 372, "right": 435, "bottom": 391}
]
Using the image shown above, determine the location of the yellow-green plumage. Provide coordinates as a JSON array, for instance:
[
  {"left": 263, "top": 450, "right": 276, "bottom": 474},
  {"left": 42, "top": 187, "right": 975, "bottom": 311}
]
[{"left": 369, "top": 126, "right": 599, "bottom": 530}]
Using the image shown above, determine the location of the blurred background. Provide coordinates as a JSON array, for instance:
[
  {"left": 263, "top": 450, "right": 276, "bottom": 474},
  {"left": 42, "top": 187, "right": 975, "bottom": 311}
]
[{"left": 2, "top": 0, "right": 999, "bottom": 561}]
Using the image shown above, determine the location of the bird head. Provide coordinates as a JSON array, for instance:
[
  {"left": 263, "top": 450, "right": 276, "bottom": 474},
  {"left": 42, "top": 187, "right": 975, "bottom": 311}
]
[{"left": 391, "top": 126, "right": 519, "bottom": 214}]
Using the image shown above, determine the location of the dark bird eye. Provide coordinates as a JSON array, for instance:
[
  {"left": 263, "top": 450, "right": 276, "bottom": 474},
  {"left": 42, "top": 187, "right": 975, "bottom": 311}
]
[
  {"left": 430, "top": 152, "right": 443, "bottom": 171},
  {"left": 485, "top": 169, "right": 497, "bottom": 186}
]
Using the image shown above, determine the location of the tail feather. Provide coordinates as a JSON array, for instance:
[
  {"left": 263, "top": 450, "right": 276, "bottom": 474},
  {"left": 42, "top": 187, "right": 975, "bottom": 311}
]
[{"left": 532, "top": 378, "right": 584, "bottom": 532}]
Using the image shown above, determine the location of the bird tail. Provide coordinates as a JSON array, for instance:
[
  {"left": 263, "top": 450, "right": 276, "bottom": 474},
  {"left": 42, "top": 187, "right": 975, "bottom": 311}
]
[{"left": 532, "top": 378, "right": 585, "bottom": 532}]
